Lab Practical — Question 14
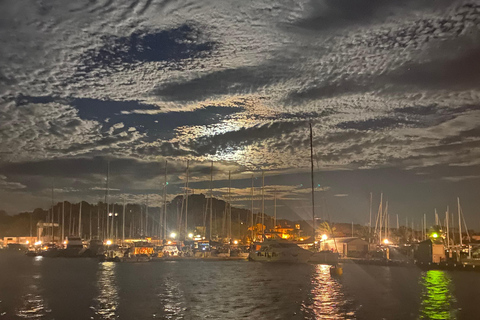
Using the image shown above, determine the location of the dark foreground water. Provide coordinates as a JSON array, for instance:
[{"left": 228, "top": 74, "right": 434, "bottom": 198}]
[{"left": 1, "top": 252, "right": 480, "bottom": 320}]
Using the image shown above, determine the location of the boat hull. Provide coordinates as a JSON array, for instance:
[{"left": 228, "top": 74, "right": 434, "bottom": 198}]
[{"left": 248, "top": 248, "right": 312, "bottom": 263}]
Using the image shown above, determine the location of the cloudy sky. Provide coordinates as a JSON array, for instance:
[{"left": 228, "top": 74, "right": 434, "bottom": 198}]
[{"left": 1, "top": 0, "right": 480, "bottom": 228}]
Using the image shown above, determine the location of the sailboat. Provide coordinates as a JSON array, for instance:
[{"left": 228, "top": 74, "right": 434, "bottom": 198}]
[
  {"left": 248, "top": 171, "right": 312, "bottom": 263},
  {"left": 307, "top": 123, "right": 341, "bottom": 269}
]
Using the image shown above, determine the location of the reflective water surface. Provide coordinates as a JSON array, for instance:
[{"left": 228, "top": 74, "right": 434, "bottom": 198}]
[{"left": 1, "top": 252, "right": 480, "bottom": 319}]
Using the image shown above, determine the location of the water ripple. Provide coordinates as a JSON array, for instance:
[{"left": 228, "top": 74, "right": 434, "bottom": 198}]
[{"left": 92, "top": 262, "right": 119, "bottom": 320}]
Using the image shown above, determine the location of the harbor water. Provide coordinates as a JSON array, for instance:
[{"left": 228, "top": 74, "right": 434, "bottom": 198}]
[{"left": 1, "top": 252, "right": 479, "bottom": 319}]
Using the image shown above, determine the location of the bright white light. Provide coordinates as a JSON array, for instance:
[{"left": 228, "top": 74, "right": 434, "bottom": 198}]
[
  {"left": 63, "top": 241, "right": 67, "bottom": 245},
  {"left": 106, "top": 240, "right": 112, "bottom": 245},
  {"left": 167, "top": 241, "right": 172, "bottom": 244},
  {"left": 34, "top": 241, "right": 42, "bottom": 246},
  {"left": 26, "top": 240, "right": 29, "bottom": 244},
  {"left": 383, "top": 239, "right": 389, "bottom": 245},
  {"left": 321, "top": 234, "right": 328, "bottom": 241},
  {"left": 109, "top": 213, "right": 112, "bottom": 216},
  {"left": 170, "top": 232, "right": 177, "bottom": 239},
  {"left": 188, "top": 233, "right": 193, "bottom": 239},
  {"left": 233, "top": 240, "right": 238, "bottom": 245}
]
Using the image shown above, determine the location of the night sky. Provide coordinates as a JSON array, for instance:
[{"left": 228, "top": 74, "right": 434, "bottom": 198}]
[{"left": 1, "top": 1, "right": 480, "bottom": 229}]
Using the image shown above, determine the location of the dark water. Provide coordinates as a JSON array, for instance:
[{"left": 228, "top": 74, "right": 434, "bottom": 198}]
[{"left": 1, "top": 252, "right": 480, "bottom": 320}]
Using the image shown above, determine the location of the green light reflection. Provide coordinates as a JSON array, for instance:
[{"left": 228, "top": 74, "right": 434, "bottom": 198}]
[{"left": 419, "top": 270, "right": 456, "bottom": 320}]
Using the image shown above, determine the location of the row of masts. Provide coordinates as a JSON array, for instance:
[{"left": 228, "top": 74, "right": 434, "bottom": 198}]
[
  {"left": 368, "top": 192, "right": 471, "bottom": 246},
  {"left": 43, "top": 160, "right": 281, "bottom": 243}
]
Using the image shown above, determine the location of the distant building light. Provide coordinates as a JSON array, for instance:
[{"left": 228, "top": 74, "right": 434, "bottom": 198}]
[
  {"left": 383, "top": 239, "right": 389, "bottom": 245},
  {"left": 321, "top": 234, "right": 328, "bottom": 241},
  {"left": 170, "top": 232, "right": 177, "bottom": 239}
]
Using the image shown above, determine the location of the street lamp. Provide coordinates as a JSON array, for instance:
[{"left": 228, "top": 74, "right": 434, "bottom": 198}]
[
  {"left": 188, "top": 233, "right": 193, "bottom": 239},
  {"left": 170, "top": 232, "right": 176, "bottom": 239},
  {"left": 321, "top": 234, "right": 328, "bottom": 241}
]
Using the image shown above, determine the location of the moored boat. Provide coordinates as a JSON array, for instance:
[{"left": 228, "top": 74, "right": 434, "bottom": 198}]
[{"left": 248, "top": 239, "right": 313, "bottom": 263}]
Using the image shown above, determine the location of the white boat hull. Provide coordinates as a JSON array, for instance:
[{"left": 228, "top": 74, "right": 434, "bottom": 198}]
[{"left": 248, "top": 243, "right": 312, "bottom": 263}]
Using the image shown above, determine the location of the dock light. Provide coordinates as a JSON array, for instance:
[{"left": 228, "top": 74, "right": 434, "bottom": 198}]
[
  {"left": 106, "top": 240, "right": 112, "bottom": 245},
  {"left": 383, "top": 239, "right": 389, "bottom": 245},
  {"left": 432, "top": 233, "right": 439, "bottom": 238},
  {"left": 233, "top": 240, "right": 238, "bottom": 245},
  {"left": 321, "top": 234, "right": 328, "bottom": 241},
  {"left": 188, "top": 233, "right": 193, "bottom": 239},
  {"left": 170, "top": 232, "right": 177, "bottom": 239}
]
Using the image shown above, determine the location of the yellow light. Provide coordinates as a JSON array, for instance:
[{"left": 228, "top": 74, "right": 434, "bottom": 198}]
[
  {"left": 167, "top": 241, "right": 172, "bottom": 244},
  {"left": 63, "top": 241, "right": 67, "bottom": 245},
  {"left": 26, "top": 240, "right": 29, "bottom": 244},
  {"left": 300, "top": 238, "right": 304, "bottom": 241},
  {"left": 188, "top": 233, "right": 193, "bottom": 239},
  {"left": 432, "top": 233, "right": 439, "bottom": 238},
  {"left": 383, "top": 239, "right": 389, "bottom": 245},
  {"left": 233, "top": 240, "right": 238, "bottom": 245},
  {"left": 106, "top": 240, "right": 112, "bottom": 245},
  {"left": 321, "top": 234, "right": 328, "bottom": 241},
  {"left": 170, "top": 232, "right": 177, "bottom": 239},
  {"left": 35, "top": 241, "right": 42, "bottom": 246}
]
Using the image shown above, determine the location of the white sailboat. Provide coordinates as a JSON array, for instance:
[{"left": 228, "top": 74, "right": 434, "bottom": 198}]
[
  {"left": 248, "top": 238, "right": 312, "bottom": 263},
  {"left": 248, "top": 170, "right": 312, "bottom": 263}
]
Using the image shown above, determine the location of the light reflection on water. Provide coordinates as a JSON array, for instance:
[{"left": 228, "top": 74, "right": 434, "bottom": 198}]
[
  {"left": 3, "top": 254, "right": 480, "bottom": 319},
  {"left": 419, "top": 270, "right": 457, "bottom": 320},
  {"left": 303, "top": 265, "right": 356, "bottom": 320},
  {"left": 158, "top": 274, "right": 187, "bottom": 319},
  {"left": 15, "top": 255, "right": 49, "bottom": 319},
  {"left": 92, "top": 262, "right": 119, "bottom": 320}
]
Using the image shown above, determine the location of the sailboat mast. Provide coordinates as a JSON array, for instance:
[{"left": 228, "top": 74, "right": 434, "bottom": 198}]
[
  {"left": 89, "top": 209, "right": 92, "bottom": 240},
  {"left": 163, "top": 161, "right": 168, "bottom": 239},
  {"left": 51, "top": 182, "right": 54, "bottom": 242},
  {"left": 273, "top": 188, "right": 277, "bottom": 229},
  {"left": 228, "top": 170, "right": 232, "bottom": 241},
  {"left": 62, "top": 201, "right": 65, "bottom": 241},
  {"left": 446, "top": 206, "right": 450, "bottom": 248},
  {"left": 458, "top": 197, "right": 462, "bottom": 247},
  {"left": 209, "top": 161, "right": 213, "bottom": 241},
  {"left": 369, "top": 192, "right": 372, "bottom": 239},
  {"left": 185, "top": 160, "right": 189, "bottom": 239},
  {"left": 105, "top": 160, "right": 110, "bottom": 240},
  {"left": 78, "top": 201, "right": 82, "bottom": 238},
  {"left": 251, "top": 175, "right": 254, "bottom": 242},
  {"left": 379, "top": 193, "right": 383, "bottom": 244},
  {"left": 145, "top": 195, "right": 149, "bottom": 237},
  {"left": 261, "top": 171, "right": 265, "bottom": 239},
  {"left": 122, "top": 197, "right": 126, "bottom": 243},
  {"left": 309, "top": 123, "right": 315, "bottom": 246},
  {"left": 97, "top": 203, "right": 100, "bottom": 239}
]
